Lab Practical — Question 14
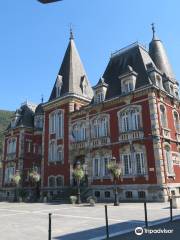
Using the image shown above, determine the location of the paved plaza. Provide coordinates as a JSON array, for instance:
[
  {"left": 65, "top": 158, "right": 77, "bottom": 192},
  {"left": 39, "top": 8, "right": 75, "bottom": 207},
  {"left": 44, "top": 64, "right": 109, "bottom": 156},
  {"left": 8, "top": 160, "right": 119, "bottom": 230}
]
[{"left": 0, "top": 202, "right": 180, "bottom": 240}]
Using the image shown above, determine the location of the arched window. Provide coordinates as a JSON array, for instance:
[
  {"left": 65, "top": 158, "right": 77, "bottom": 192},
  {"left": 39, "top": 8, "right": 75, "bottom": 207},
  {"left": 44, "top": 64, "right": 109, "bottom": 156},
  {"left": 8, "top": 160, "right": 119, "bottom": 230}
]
[
  {"left": 160, "top": 105, "right": 167, "bottom": 128},
  {"left": 48, "top": 176, "right": 56, "bottom": 188},
  {"left": 164, "top": 146, "right": 174, "bottom": 175},
  {"left": 49, "top": 110, "right": 64, "bottom": 138},
  {"left": 56, "top": 75, "right": 63, "bottom": 98},
  {"left": 56, "top": 110, "right": 63, "bottom": 138},
  {"left": 7, "top": 138, "right": 16, "bottom": 154},
  {"left": 56, "top": 176, "right": 64, "bottom": 187},
  {"left": 118, "top": 106, "right": 141, "bottom": 132},
  {"left": 173, "top": 111, "right": 180, "bottom": 132},
  {"left": 72, "top": 121, "right": 86, "bottom": 142},
  {"left": 91, "top": 116, "right": 109, "bottom": 138}
]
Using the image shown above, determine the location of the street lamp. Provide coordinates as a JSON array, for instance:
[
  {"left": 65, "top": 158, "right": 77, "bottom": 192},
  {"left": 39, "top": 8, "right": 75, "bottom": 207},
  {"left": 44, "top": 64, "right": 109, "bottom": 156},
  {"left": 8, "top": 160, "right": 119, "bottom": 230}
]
[
  {"left": 108, "top": 157, "right": 122, "bottom": 206},
  {"left": 73, "top": 161, "right": 84, "bottom": 204}
]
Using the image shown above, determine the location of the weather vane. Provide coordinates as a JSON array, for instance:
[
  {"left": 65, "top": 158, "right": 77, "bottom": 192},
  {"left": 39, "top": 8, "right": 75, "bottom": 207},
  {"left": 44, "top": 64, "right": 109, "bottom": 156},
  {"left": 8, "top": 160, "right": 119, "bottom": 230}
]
[{"left": 151, "top": 23, "right": 155, "bottom": 39}]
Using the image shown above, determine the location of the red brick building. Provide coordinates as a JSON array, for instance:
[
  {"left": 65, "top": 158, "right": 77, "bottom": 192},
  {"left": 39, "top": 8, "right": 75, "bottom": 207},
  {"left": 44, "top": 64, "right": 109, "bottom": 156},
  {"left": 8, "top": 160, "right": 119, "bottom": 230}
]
[{"left": 1, "top": 28, "right": 180, "bottom": 201}]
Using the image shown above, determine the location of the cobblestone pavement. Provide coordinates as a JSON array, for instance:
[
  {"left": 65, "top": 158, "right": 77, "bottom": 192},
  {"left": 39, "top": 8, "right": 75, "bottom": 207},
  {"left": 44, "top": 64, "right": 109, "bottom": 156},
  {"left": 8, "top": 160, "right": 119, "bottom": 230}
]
[{"left": 0, "top": 202, "right": 179, "bottom": 240}]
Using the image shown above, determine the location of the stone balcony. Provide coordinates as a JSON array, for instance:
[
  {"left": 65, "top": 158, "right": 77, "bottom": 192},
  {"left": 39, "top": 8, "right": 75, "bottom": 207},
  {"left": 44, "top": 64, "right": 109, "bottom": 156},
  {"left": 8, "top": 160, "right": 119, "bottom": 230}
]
[
  {"left": 6, "top": 153, "right": 16, "bottom": 161},
  {"left": 162, "top": 128, "right": 171, "bottom": 139},
  {"left": 90, "top": 137, "right": 110, "bottom": 148},
  {"left": 71, "top": 141, "right": 87, "bottom": 150},
  {"left": 119, "top": 130, "right": 144, "bottom": 142},
  {"left": 71, "top": 137, "right": 111, "bottom": 150}
]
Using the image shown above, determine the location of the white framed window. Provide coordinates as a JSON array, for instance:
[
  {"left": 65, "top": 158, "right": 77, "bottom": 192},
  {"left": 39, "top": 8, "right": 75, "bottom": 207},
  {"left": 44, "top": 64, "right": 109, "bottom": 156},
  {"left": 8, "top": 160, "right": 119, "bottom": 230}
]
[
  {"left": 72, "top": 122, "right": 86, "bottom": 142},
  {"left": 160, "top": 105, "right": 167, "bottom": 128},
  {"left": 56, "top": 110, "right": 63, "bottom": 138},
  {"left": 91, "top": 116, "right": 109, "bottom": 138},
  {"left": 57, "top": 145, "right": 63, "bottom": 163},
  {"left": 135, "top": 152, "right": 145, "bottom": 175},
  {"left": 48, "top": 175, "right": 64, "bottom": 187},
  {"left": 49, "top": 110, "right": 64, "bottom": 138},
  {"left": 48, "top": 176, "right": 56, "bottom": 188},
  {"left": 56, "top": 175, "right": 64, "bottom": 187},
  {"left": 56, "top": 75, "right": 63, "bottom": 98},
  {"left": 103, "top": 157, "right": 110, "bottom": 176},
  {"left": 95, "top": 92, "right": 104, "bottom": 104},
  {"left": 118, "top": 106, "right": 141, "bottom": 133},
  {"left": 122, "top": 154, "right": 132, "bottom": 175},
  {"left": 173, "top": 111, "right": 180, "bottom": 132},
  {"left": 4, "top": 166, "right": 15, "bottom": 183},
  {"left": 93, "top": 158, "right": 100, "bottom": 177},
  {"left": 7, "top": 138, "right": 16, "bottom": 154},
  {"left": 49, "top": 141, "right": 56, "bottom": 162},
  {"left": 165, "top": 146, "right": 174, "bottom": 175}
]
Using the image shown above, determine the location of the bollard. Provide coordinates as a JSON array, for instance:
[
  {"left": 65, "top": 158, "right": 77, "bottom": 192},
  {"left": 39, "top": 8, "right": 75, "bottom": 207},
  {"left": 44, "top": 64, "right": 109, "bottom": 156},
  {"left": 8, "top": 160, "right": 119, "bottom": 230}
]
[
  {"left": 144, "top": 202, "right": 148, "bottom": 228},
  {"left": 105, "top": 205, "right": 109, "bottom": 239},
  {"left": 49, "top": 213, "right": 52, "bottom": 240},
  {"left": 170, "top": 198, "right": 173, "bottom": 222}
]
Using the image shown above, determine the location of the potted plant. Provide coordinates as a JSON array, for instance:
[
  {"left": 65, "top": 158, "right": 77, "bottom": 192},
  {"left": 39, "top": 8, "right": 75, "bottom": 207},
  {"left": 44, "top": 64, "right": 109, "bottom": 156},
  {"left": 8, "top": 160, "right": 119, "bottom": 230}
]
[
  {"left": 12, "top": 171, "right": 21, "bottom": 202},
  {"left": 87, "top": 196, "right": 97, "bottom": 206},
  {"left": 70, "top": 195, "right": 77, "bottom": 204},
  {"left": 73, "top": 161, "right": 84, "bottom": 204},
  {"left": 29, "top": 169, "right": 41, "bottom": 201}
]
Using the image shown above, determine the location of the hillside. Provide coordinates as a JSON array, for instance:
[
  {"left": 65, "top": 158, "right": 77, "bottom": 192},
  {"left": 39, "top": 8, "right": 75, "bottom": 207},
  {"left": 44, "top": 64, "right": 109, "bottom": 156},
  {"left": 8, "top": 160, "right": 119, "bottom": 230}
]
[{"left": 0, "top": 110, "right": 14, "bottom": 157}]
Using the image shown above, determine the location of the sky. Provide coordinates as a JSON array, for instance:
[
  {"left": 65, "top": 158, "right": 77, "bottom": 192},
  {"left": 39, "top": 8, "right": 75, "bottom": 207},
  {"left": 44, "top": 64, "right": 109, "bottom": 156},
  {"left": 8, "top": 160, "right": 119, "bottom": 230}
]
[{"left": 0, "top": 0, "right": 180, "bottom": 111}]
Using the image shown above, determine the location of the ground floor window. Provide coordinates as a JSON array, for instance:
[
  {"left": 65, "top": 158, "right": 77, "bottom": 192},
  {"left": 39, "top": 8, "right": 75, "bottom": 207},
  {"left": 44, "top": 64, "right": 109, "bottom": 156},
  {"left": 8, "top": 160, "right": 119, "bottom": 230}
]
[
  {"left": 138, "top": 191, "right": 146, "bottom": 199},
  {"left": 105, "top": 191, "right": 111, "bottom": 198},
  {"left": 125, "top": 191, "right": 133, "bottom": 198},
  {"left": 94, "top": 191, "right": 100, "bottom": 198},
  {"left": 48, "top": 175, "right": 64, "bottom": 188}
]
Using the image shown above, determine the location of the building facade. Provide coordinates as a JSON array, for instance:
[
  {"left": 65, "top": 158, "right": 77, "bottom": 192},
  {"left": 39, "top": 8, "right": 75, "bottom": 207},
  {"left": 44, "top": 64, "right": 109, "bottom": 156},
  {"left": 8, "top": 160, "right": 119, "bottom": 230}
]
[{"left": 1, "top": 28, "right": 180, "bottom": 202}]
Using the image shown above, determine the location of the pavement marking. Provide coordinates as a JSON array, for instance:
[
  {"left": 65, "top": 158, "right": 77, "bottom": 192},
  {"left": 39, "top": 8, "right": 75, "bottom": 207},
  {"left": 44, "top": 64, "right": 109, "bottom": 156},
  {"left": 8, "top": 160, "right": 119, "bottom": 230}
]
[
  {"left": 0, "top": 208, "right": 30, "bottom": 213},
  {"left": 39, "top": 212, "right": 143, "bottom": 223}
]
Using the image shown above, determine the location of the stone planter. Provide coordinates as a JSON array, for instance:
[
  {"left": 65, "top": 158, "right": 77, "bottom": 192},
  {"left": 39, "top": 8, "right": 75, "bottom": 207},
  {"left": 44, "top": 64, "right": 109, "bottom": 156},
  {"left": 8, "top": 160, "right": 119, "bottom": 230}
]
[{"left": 172, "top": 196, "right": 180, "bottom": 208}]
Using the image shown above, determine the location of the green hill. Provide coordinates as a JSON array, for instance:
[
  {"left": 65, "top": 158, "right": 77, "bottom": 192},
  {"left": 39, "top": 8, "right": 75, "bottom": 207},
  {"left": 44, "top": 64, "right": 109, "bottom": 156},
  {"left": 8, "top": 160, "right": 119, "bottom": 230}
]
[{"left": 0, "top": 110, "right": 14, "bottom": 157}]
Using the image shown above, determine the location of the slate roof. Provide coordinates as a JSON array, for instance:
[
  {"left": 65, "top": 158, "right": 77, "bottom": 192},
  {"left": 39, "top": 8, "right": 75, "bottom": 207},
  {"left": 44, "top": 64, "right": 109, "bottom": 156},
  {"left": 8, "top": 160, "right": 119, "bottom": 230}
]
[
  {"left": 49, "top": 35, "right": 93, "bottom": 101},
  {"left": 7, "top": 104, "right": 35, "bottom": 130},
  {"left": 35, "top": 103, "right": 44, "bottom": 115},
  {"left": 99, "top": 42, "right": 154, "bottom": 100},
  {"left": 149, "top": 36, "right": 175, "bottom": 80}
]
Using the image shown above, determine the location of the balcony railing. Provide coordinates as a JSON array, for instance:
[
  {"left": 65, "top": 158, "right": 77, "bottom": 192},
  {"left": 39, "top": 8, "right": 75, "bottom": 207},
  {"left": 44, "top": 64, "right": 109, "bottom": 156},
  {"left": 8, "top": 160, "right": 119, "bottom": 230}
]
[
  {"left": 6, "top": 153, "right": 16, "bottom": 161},
  {"left": 71, "top": 141, "right": 87, "bottom": 150},
  {"left": 119, "top": 130, "right": 144, "bottom": 142},
  {"left": 90, "top": 137, "right": 110, "bottom": 147},
  {"left": 162, "top": 128, "right": 171, "bottom": 139},
  {"left": 71, "top": 137, "right": 111, "bottom": 150}
]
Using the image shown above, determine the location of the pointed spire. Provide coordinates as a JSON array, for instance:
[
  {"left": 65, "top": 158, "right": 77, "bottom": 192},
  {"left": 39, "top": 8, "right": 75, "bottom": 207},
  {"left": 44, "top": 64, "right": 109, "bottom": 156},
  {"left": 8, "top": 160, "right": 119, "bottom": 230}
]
[
  {"left": 49, "top": 32, "right": 93, "bottom": 101},
  {"left": 41, "top": 94, "right": 44, "bottom": 103},
  {"left": 151, "top": 23, "right": 156, "bottom": 39},
  {"left": 149, "top": 24, "right": 175, "bottom": 80},
  {"left": 70, "top": 26, "right": 74, "bottom": 40}
]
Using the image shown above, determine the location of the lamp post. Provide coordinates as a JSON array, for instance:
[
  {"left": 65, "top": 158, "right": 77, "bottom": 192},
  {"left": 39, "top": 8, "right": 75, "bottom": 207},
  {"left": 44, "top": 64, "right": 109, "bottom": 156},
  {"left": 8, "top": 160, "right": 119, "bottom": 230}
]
[
  {"left": 12, "top": 170, "right": 21, "bottom": 202},
  {"left": 108, "top": 157, "right": 121, "bottom": 206},
  {"left": 73, "top": 161, "right": 84, "bottom": 204}
]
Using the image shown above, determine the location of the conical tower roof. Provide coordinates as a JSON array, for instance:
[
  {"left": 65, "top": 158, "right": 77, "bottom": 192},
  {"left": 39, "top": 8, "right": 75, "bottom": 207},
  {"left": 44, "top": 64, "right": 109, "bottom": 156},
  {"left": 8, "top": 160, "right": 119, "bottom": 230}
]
[
  {"left": 49, "top": 31, "right": 93, "bottom": 101},
  {"left": 149, "top": 24, "right": 175, "bottom": 80}
]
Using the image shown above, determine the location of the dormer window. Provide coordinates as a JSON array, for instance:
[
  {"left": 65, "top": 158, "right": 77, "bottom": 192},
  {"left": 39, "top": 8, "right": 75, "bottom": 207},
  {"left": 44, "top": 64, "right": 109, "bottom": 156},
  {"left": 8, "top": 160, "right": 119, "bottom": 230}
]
[
  {"left": 93, "top": 77, "right": 108, "bottom": 104},
  {"left": 120, "top": 65, "right": 137, "bottom": 94},
  {"left": 80, "top": 75, "right": 88, "bottom": 96},
  {"left": 95, "top": 90, "right": 104, "bottom": 104},
  {"left": 56, "top": 75, "right": 63, "bottom": 98}
]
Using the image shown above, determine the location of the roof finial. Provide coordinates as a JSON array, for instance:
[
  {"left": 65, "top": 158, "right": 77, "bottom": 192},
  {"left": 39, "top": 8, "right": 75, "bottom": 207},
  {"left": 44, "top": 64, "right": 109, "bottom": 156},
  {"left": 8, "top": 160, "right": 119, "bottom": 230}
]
[
  {"left": 151, "top": 23, "right": 156, "bottom": 39},
  {"left": 70, "top": 24, "right": 74, "bottom": 40},
  {"left": 41, "top": 94, "right": 44, "bottom": 103}
]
